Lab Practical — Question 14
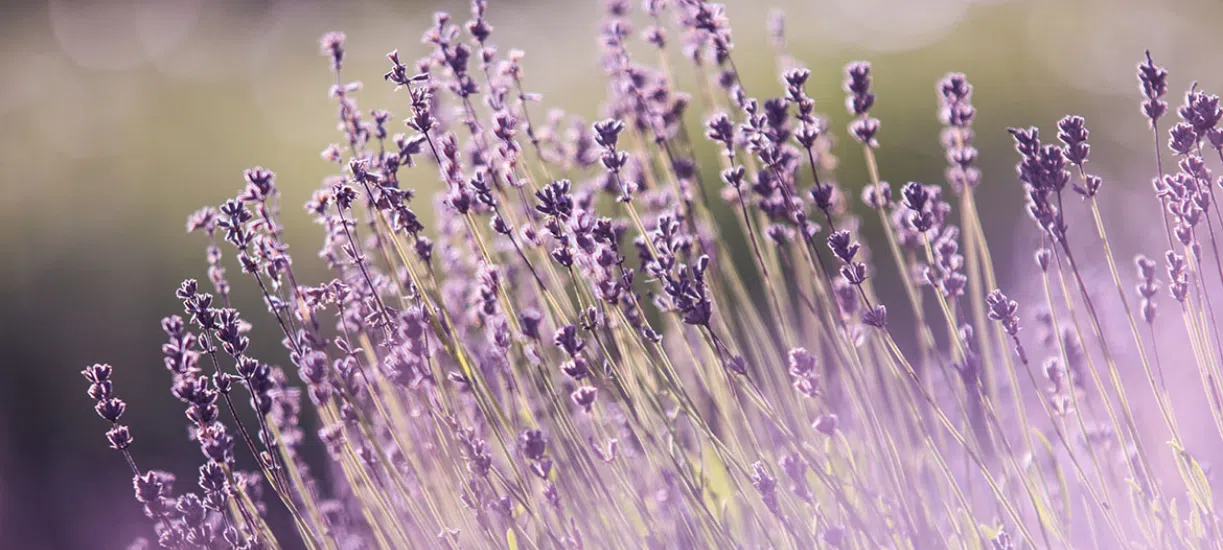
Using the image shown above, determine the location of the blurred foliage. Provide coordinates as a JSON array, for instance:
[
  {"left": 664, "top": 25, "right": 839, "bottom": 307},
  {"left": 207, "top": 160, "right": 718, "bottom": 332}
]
[{"left": 3, "top": 0, "right": 1223, "bottom": 547}]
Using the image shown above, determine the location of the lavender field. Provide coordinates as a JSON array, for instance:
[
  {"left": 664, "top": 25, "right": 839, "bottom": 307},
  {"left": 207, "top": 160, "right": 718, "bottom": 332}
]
[{"left": 7, "top": 0, "right": 1223, "bottom": 548}]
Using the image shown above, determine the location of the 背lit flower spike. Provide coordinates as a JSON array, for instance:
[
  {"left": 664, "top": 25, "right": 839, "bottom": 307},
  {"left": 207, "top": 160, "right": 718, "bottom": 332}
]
[
  {"left": 843, "top": 62, "right": 874, "bottom": 115},
  {"left": 1138, "top": 50, "right": 1169, "bottom": 125},
  {"left": 1056, "top": 116, "right": 1090, "bottom": 168},
  {"left": 1137, "top": 52, "right": 1181, "bottom": 255},
  {"left": 928, "top": 225, "right": 967, "bottom": 298},
  {"left": 785, "top": 66, "right": 841, "bottom": 228},
  {"left": 705, "top": 112, "right": 736, "bottom": 153},
  {"left": 1168, "top": 122, "right": 1197, "bottom": 156},
  {"left": 1056, "top": 115, "right": 1101, "bottom": 197},
  {"left": 1008, "top": 127, "right": 1070, "bottom": 242},
  {"left": 592, "top": 119, "right": 636, "bottom": 202},
  {"left": 1136, "top": 255, "right": 1161, "bottom": 323},
  {"left": 861, "top": 304, "right": 887, "bottom": 328},
  {"left": 985, "top": 289, "right": 1020, "bottom": 337},
  {"left": 1178, "top": 87, "right": 1222, "bottom": 138},
  {"left": 1166, "top": 250, "right": 1190, "bottom": 303},
  {"left": 985, "top": 288, "right": 1026, "bottom": 367},
  {"left": 320, "top": 32, "right": 346, "bottom": 73},
  {"left": 827, "top": 227, "right": 881, "bottom": 331},
  {"left": 827, "top": 230, "right": 859, "bottom": 265},
  {"left": 938, "top": 73, "right": 980, "bottom": 194},
  {"left": 901, "top": 181, "right": 935, "bottom": 234},
  {"left": 844, "top": 61, "right": 879, "bottom": 147},
  {"left": 655, "top": 252, "right": 714, "bottom": 327}
]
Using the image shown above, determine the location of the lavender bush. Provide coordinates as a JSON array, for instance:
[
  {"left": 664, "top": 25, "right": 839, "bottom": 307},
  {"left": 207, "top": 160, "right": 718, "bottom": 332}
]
[{"left": 81, "top": 1, "right": 1223, "bottom": 548}]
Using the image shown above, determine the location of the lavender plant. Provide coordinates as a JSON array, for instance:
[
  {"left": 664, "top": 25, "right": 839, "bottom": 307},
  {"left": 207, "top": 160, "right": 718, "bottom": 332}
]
[{"left": 82, "top": 1, "right": 1223, "bottom": 548}]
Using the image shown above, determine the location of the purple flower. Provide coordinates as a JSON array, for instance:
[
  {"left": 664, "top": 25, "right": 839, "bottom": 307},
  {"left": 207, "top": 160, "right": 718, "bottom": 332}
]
[
  {"left": 320, "top": 31, "right": 346, "bottom": 72},
  {"left": 571, "top": 386, "right": 598, "bottom": 412},
  {"left": 1138, "top": 51, "right": 1168, "bottom": 123},
  {"left": 985, "top": 289, "right": 1020, "bottom": 336},
  {"left": 787, "top": 348, "right": 816, "bottom": 377},
  {"left": 843, "top": 62, "right": 875, "bottom": 116},
  {"left": 535, "top": 179, "right": 575, "bottom": 219},
  {"left": 862, "top": 305, "right": 887, "bottom": 328},
  {"left": 827, "top": 230, "right": 859, "bottom": 264},
  {"left": 1056, "top": 115, "right": 1090, "bottom": 166},
  {"left": 553, "top": 325, "right": 586, "bottom": 357},
  {"left": 519, "top": 429, "right": 547, "bottom": 461}
]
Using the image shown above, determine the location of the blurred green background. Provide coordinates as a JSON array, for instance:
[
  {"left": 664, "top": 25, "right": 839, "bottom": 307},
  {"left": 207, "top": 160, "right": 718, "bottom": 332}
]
[{"left": 3, "top": 0, "right": 1221, "bottom": 547}]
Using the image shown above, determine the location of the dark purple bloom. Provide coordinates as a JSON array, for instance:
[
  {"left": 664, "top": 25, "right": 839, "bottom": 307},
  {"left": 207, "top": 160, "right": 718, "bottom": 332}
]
[
  {"left": 862, "top": 305, "right": 887, "bottom": 328},
  {"left": 133, "top": 471, "right": 165, "bottom": 505},
  {"left": 705, "top": 113, "right": 736, "bottom": 149},
  {"left": 901, "top": 182, "right": 935, "bottom": 233},
  {"left": 843, "top": 62, "right": 875, "bottom": 116},
  {"left": 95, "top": 398, "right": 127, "bottom": 423},
  {"left": 593, "top": 119, "right": 625, "bottom": 149},
  {"left": 561, "top": 357, "right": 590, "bottom": 380},
  {"left": 985, "top": 289, "right": 1021, "bottom": 336},
  {"left": 571, "top": 386, "right": 598, "bottom": 412},
  {"left": 1169, "top": 122, "right": 1197, "bottom": 155},
  {"left": 553, "top": 325, "right": 586, "bottom": 357},
  {"left": 1138, "top": 51, "right": 1168, "bottom": 123},
  {"left": 519, "top": 429, "right": 547, "bottom": 461},
  {"left": 849, "top": 118, "right": 879, "bottom": 146},
  {"left": 107, "top": 425, "right": 133, "bottom": 450},
  {"left": 1056, "top": 115, "right": 1090, "bottom": 166},
  {"left": 1180, "top": 90, "right": 1222, "bottom": 135},
  {"left": 82, "top": 363, "right": 113, "bottom": 384},
  {"left": 827, "top": 231, "right": 859, "bottom": 264},
  {"left": 535, "top": 179, "right": 575, "bottom": 219}
]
